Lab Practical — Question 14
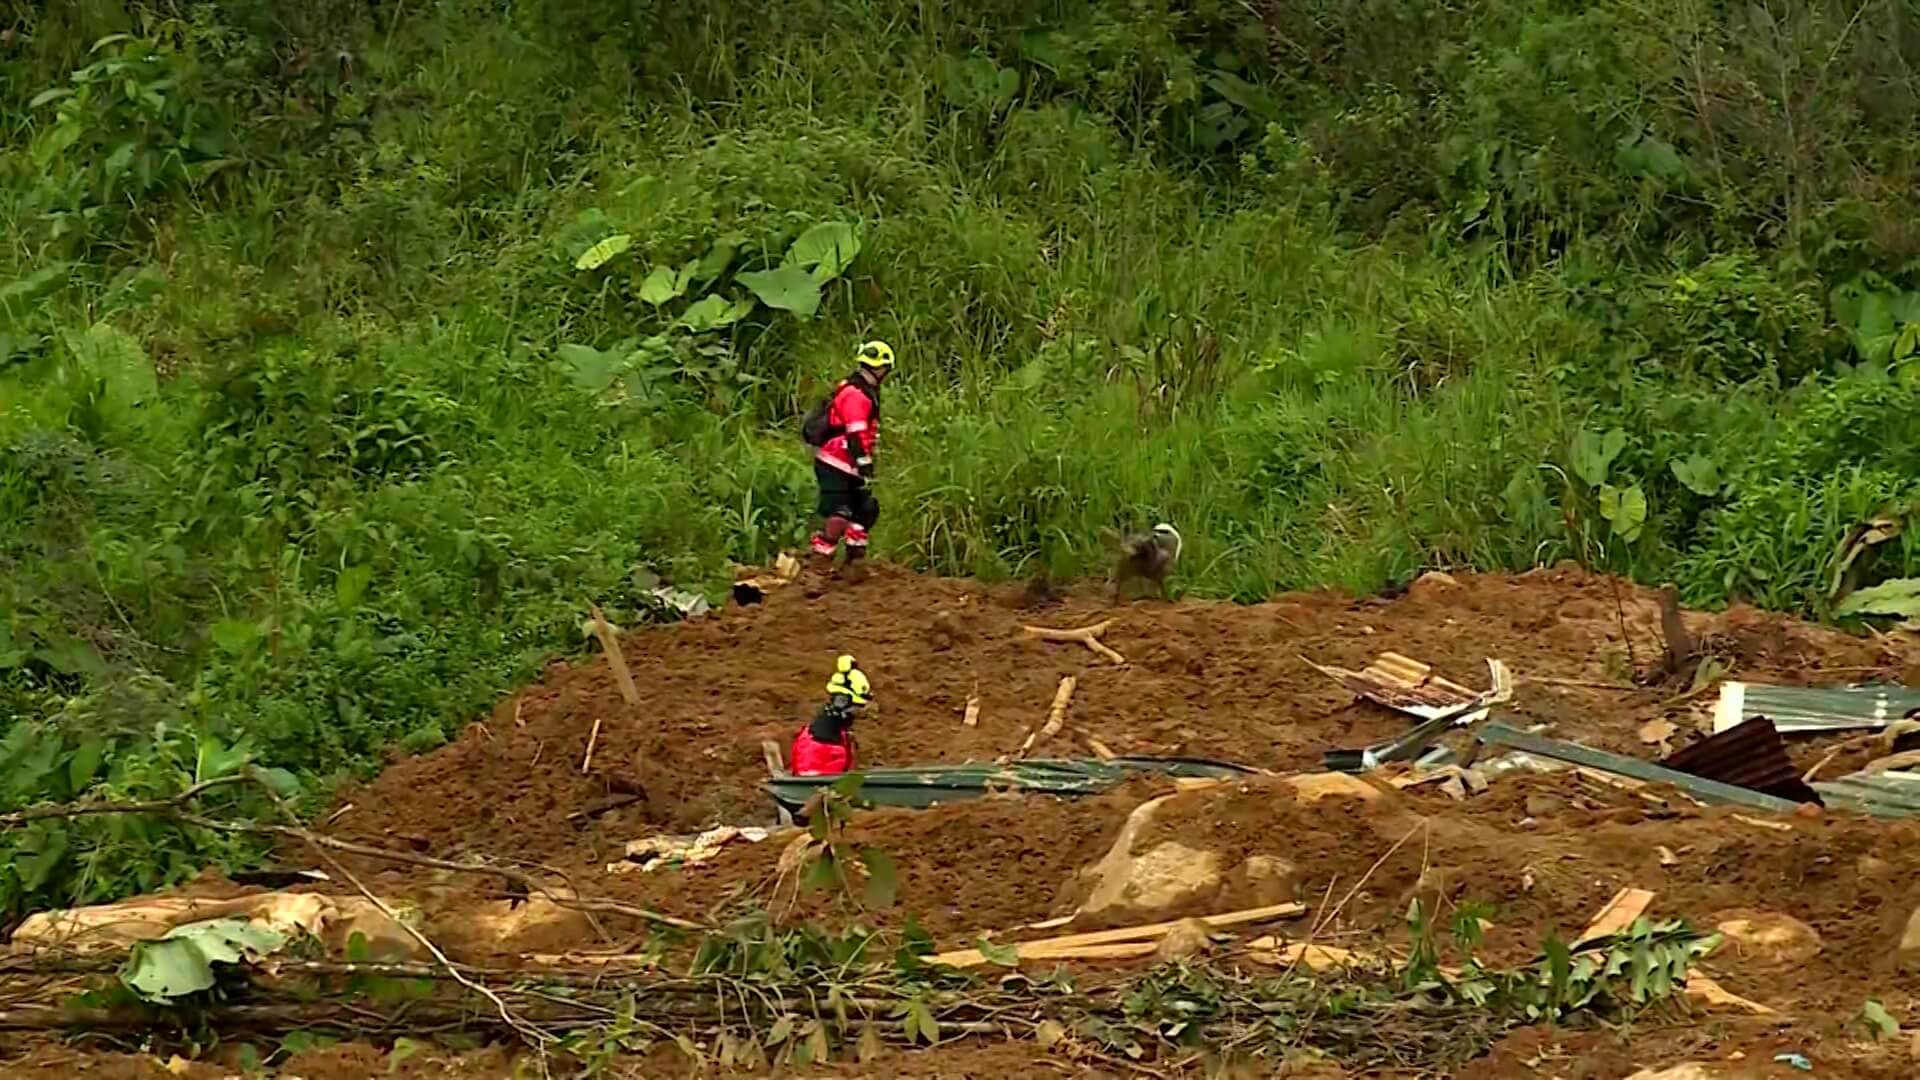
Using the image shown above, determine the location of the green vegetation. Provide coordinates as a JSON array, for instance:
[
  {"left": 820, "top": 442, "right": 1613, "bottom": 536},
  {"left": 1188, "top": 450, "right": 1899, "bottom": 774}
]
[{"left": 3, "top": 1, "right": 1920, "bottom": 916}]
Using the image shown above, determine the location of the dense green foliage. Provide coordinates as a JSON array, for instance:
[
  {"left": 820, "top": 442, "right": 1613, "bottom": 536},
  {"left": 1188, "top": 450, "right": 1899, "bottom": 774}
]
[{"left": 3, "top": 1, "right": 1920, "bottom": 918}]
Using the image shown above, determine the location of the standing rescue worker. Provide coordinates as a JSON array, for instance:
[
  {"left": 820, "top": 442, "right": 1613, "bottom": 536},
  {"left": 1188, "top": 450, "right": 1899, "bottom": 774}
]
[
  {"left": 790, "top": 655, "right": 870, "bottom": 777},
  {"left": 806, "top": 341, "right": 893, "bottom": 563}
]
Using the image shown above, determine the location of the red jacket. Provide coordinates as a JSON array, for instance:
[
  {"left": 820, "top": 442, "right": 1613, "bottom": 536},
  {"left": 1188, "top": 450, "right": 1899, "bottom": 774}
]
[
  {"left": 816, "top": 378, "right": 878, "bottom": 477},
  {"left": 790, "top": 727, "right": 856, "bottom": 776}
]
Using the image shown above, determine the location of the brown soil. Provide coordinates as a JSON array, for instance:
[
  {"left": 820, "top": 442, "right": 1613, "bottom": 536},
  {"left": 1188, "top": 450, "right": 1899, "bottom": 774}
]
[{"left": 17, "top": 564, "right": 1920, "bottom": 1077}]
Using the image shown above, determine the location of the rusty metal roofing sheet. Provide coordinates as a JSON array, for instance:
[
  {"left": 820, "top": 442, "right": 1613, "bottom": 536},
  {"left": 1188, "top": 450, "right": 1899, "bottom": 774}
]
[
  {"left": 1659, "top": 716, "right": 1822, "bottom": 805},
  {"left": 1305, "top": 654, "right": 1510, "bottom": 720}
]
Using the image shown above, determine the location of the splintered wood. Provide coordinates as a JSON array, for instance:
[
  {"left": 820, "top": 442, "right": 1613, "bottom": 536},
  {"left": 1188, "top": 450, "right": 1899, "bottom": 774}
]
[
  {"left": 1015, "top": 676, "right": 1077, "bottom": 757},
  {"left": 1044, "top": 676, "right": 1076, "bottom": 736},
  {"left": 583, "top": 604, "right": 640, "bottom": 774},
  {"left": 1577, "top": 887, "right": 1656, "bottom": 942},
  {"left": 1022, "top": 620, "right": 1126, "bottom": 666},
  {"left": 931, "top": 902, "right": 1306, "bottom": 968},
  {"left": 589, "top": 605, "right": 641, "bottom": 708}
]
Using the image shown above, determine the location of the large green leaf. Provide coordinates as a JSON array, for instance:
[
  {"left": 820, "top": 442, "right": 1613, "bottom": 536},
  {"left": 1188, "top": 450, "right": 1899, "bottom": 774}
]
[
  {"left": 1668, "top": 453, "right": 1720, "bottom": 496},
  {"left": 737, "top": 265, "right": 823, "bottom": 318},
  {"left": 691, "top": 237, "right": 740, "bottom": 285},
  {"left": 558, "top": 343, "right": 625, "bottom": 391},
  {"left": 784, "top": 222, "right": 861, "bottom": 282},
  {"left": 122, "top": 919, "right": 286, "bottom": 1003},
  {"left": 1570, "top": 427, "right": 1627, "bottom": 487},
  {"left": 1599, "top": 483, "right": 1647, "bottom": 541},
  {"left": 211, "top": 618, "right": 261, "bottom": 655},
  {"left": 574, "top": 234, "right": 632, "bottom": 271},
  {"left": 638, "top": 264, "right": 691, "bottom": 306},
  {"left": 1836, "top": 577, "right": 1920, "bottom": 618},
  {"left": 677, "top": 294, "right": 755, "bottom": 333}
]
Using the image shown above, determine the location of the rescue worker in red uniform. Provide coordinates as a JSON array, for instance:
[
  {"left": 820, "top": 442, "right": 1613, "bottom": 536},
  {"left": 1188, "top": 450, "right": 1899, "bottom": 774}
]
[
  {"left": 808, "top": 341, "right": 893, "bottom": 563},
  {"left": 790, "top": 655, "right": 870, "bottom": 776}
]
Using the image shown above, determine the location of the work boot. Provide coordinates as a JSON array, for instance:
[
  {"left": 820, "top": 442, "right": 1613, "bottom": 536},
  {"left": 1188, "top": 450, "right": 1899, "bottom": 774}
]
[{"left": 841, "top": 540, "right": 869, "bottom": 582}]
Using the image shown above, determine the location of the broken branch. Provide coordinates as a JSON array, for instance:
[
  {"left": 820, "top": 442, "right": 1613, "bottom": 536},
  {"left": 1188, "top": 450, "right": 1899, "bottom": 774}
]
[
  {"left": 0, "top": 780, "right": 707, "bottom": 933},
  {"left": 931, "top": 902, "right": 1307, "bottom": 968},
  {"left": 1043, "top": 676, "right": 1075, "bottom": 737},
  {"left": 580, "top": 718, "right": 603, "bottom": 774},
  {"left": 1022, "top": 621, "right": 1126, "bottom": 666},
  {"left": 1015, "top": 676, "right": 1077, "bottom": 757}
]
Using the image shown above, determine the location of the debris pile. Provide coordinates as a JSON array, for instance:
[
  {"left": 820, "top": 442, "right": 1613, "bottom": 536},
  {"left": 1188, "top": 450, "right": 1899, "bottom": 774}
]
[{"left": 11, "top": 566, "right": 1920, "bottom": 1076}]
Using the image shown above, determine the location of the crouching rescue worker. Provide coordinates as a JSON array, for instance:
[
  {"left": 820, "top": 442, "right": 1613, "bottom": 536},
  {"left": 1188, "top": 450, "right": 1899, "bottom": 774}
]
[
  {"left": 790, "top": 655, "right": 870, "bottom": 777},
  {"left": 804, "top": 341, "right": 893, "bottom": 565}
]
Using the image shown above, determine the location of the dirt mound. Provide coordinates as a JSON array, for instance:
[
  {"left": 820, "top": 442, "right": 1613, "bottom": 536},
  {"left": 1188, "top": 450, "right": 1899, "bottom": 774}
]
[
  {"left": 329, "top": 563, "right": 1906, "bottom": 870},
  {"left": 266, "top": 563, "right": 1920, "bottom": 1074}
]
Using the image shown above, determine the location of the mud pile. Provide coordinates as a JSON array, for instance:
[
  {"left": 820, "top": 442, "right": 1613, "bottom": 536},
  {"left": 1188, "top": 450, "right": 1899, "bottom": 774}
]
[
  {"left": 330, "top": 563, "right": 1897, "bottom": 868},
  {"left": 14, "top": 564, "right": 1920, "bottom": 1077}
]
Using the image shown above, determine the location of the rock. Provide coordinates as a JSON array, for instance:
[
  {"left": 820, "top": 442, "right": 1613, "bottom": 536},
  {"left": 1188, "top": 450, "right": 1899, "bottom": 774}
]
[
  {"left": 1898, "top": 905, "right": 1920, "bottom": 969},
  {"left": 1152, "top": 918, "right": 1214, "bottom": 962},
  {"left": 1524, "top": 793, "right": 1568, "bottom": 818},
  {"left": 928, "top": 609, "right": 968, "bottom": 651},
  {"left": 1409, "top": 570, "right": 1461, "bottom": 599},
  {"left": 1230, "top": 855, "right": 1298, "bottom": 907},
  {"left": 468, "top": 898, "right": 595, "bottom": 953},
  {"left": 1074, "top": 795, "right": 1226, "bottom": 917},
  {"left": 1084, "top": 841, "right": 1223, "bottom": 915},
  {"left": 1710, "top": 910, "right": 1822, "bottom": 967},
  {"left": 1285, "top": 773, "right": 1384, "bottom": 805}
]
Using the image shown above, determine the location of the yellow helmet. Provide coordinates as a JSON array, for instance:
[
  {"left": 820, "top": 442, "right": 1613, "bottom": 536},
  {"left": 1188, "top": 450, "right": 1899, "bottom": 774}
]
[
  {"left": 856, "top": 340, "right": 895, "bottom": 370},
  {"left": 826, "top": 654, "right": 872, "bottom": 704}
]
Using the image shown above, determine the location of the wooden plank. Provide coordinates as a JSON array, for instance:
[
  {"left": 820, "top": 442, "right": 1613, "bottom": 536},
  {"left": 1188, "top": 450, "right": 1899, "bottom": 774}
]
[
  {"left": 1577, "top": 887, "right": 1655, "bottom": 943},
  {"left": 929, "top": 902, "right": 1305, "bottom": 968},
  {"left": 993, "top": 941, "right": 1158, "bottom": 964}
]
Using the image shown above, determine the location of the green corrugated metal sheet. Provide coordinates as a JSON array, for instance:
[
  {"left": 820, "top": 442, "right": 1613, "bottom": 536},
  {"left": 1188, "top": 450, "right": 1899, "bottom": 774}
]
[
  {"left": 1813, "top": 772, "right": 1920, "bottom": 818},
  {"left": 765, "top": 757, "right": 1258, "bottom": 814},
  {"left": 1476, "top": 721, "right": 1804, "bottom": 814},
  {"left": 1716, "top": 682, "right": 1920, "bottom": 734}
]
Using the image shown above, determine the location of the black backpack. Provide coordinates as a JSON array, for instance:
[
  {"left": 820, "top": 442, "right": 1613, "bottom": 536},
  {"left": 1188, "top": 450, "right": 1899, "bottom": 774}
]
[
  {"left": 801, "top": 395, "right": 838, "bottom": 447},
  {"left": 800, "top": 379, "right": 879, "bottom": 447}
]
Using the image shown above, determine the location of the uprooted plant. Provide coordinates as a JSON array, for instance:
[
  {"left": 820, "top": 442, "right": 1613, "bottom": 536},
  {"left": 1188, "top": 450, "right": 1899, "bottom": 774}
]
[{"left": 771, "top": 774, "right": 899, "bottom": 914}]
